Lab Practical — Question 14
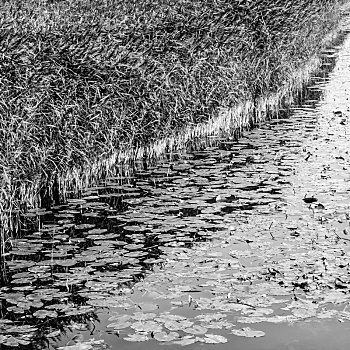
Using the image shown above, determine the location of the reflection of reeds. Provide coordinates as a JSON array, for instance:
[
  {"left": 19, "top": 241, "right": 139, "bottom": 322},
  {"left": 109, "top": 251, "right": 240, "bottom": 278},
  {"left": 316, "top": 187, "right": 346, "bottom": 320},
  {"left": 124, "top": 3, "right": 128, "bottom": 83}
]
[{"left": 0, "top": 0, "right": 348, "bottom": 242}]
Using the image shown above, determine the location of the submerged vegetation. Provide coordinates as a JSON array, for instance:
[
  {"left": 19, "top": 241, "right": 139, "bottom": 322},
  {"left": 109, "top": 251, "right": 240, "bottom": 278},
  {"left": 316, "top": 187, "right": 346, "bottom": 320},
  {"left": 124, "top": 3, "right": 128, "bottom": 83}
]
[{"left": 0, "top": 0, "right": 349, "bottom": 242}]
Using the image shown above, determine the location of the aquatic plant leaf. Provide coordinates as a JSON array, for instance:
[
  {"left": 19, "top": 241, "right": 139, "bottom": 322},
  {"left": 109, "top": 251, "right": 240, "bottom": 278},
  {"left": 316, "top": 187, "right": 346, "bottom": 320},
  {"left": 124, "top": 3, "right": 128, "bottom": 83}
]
[
  {"left": 65, "top": 306, "right": 94, "bottom": 316},
  {"left": 136, "top": 302, "right": 159, "bottom": 311},
  {"left": 107, "top": 321, "right": 132, "bottom": 329},
  {"left": 171, "top": 337, "right": 197, "bottom": 346},
  {"left": 123, "top": 334, "right": 149, "bottom": 342},
  {"left": 231, "top": 327, "right": 265, "bottom": 337},
  {"left": 201, "top": 334, "right": 228, "bottom": 343},
  {"left": 46, "top": 330, "right": 61, "bottom": 338},
  {"left": 317, "top": 309, "right": 338, "bottom": 319},
  {"left": 131, "top": 321, "right": 162, "bottom": 333},
  {"left": 153, "top": 331, "right": 180, "bottom": 341},
  {"left": 56, "top": 259, "right": 77, "bottom": 267},
  {"left": 183, "top": 325, "right": 208, "bottom": 335},
  {"left": 320, "top": 291, "right": 349, "bottom": 305},
  {"left": 87, "top": 228, "right": 108, "bottom": 235},
  {"left": 75, "top": 224, "right": 96, "bottom": 230},
  {"left": 201, "top": 321, "right": 234, "bottom": 329},
  {"left": 236, "top": 316, "right": 266, "bottom": 324},
  {"left": 131, "top": 312, "right": 156, "bottom": 321},
  {"left": 155, "top": 314, "right": 188, "bottom": 322},
  {"left": 0, "top": 335, "right": 19, "bottom": 347},
  {"left": 57, "top": 343, "right": 90, "bottom": 350},
  {"left": 57, "top": 339, "right": 106, "bottom": 350},
  {"left": 6, "top": 325, "right": 37, "bottom": 333},
  {"left": 33, "top": 309, "right": 58, "bottom": 318},
  {"left": 16, "top": 338, "right": 31, "bottom": 346},
  {"left": 143, "top": 258, "right": 164, "bottom": 264},
  {"left": 108, "top": 314, "right": 131, "bottom": 322},
  {"left": 194, "top": 313, "right": 227, "bottom": 322},
  {"left": 291, "top": 307, "right": 317, "bottom": 319}
]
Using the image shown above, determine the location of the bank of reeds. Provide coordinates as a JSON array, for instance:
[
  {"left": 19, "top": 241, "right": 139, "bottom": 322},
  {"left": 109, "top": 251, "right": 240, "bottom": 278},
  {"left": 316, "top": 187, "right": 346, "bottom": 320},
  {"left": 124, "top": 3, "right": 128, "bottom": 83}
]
[{"left": 0, "top": 0, "right": 349, "bottom": 249}]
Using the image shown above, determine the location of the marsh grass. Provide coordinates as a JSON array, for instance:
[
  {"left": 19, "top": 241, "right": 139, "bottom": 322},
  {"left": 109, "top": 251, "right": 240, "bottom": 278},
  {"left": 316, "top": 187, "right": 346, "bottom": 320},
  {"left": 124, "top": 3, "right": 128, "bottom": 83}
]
[{"left": 0, "top": 0, "right": 349, "bottom": 250}]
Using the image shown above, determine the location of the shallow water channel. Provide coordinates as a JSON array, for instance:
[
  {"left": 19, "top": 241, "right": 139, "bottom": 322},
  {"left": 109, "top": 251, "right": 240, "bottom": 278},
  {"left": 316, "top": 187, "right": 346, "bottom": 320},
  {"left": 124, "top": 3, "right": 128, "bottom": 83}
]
[{"left": 3, "top": 27, "right": 350, "bottom": 350}]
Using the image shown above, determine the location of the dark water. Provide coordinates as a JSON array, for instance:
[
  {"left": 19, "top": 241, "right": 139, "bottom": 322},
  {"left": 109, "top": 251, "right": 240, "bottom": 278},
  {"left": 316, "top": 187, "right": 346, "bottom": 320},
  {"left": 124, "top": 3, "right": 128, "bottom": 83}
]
[{"left": 2, "top": 26, "right": 350, "bottom": 350}]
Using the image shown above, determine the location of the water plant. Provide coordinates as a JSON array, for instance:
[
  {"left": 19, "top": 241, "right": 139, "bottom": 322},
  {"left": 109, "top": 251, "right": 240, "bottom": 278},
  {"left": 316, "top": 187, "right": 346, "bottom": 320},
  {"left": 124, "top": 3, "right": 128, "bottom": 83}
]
[{"left": 0, "top": 0, "right": 348, "bottom": 244}]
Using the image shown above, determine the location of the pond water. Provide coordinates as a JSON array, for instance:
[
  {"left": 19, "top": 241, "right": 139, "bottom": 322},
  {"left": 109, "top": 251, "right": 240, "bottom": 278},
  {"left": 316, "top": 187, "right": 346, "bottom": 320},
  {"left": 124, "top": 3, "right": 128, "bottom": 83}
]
[{"left": 3, "top": 23, "right": 350, "bottom": 350}]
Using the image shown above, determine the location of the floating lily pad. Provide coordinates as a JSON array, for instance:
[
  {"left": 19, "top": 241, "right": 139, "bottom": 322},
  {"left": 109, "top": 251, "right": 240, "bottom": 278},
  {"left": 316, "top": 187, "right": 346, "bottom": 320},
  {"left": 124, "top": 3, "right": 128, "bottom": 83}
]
[
  {"left": 154, "top": 331, "right": 180, "bottom": 342},
  {"left": 131, "top": 312, "right": 156, "bottom": 321},
  {"left": 183, "top": 325, "right": 208, "bottom": 335},
  {"left": 231, "top": 327, "right": 265, "bottom": 337},
  {"left": 171, "top": 337, "right": 197, "bottom": 346},
  {"left": 33, "top": 309, "right": 58, "bottom": 319},
  {"left": 124, "top": 334, "right": 149, "bottom": 342},
  {"left": 131, "top": 321, "right": 162, "bottom": 333},
  {"left": 107, "top": 321, "right": 132, "bottom": 330},
  {"left": 136, "top": 303, "right": 159, "bottom": 312},
  {"left": 202, "top": 334, "right": 228, "bottom": 343}
]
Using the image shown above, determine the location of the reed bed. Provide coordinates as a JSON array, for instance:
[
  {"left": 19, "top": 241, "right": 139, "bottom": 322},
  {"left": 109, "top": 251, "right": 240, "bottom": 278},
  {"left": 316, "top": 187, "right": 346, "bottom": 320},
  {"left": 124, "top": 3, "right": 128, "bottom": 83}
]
[{"left": 0, "top": 0, "right": 348, "bottom": 249}]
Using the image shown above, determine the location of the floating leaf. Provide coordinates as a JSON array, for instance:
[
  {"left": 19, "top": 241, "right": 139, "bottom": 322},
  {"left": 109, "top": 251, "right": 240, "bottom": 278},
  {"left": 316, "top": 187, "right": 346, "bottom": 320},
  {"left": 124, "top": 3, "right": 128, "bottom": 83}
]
[
  {"left": 131, "top": 312, "right": 156, "bottom": 321},
  {"left": 183, "top": 325, "right": 208, "bottom": 335},
  {"left": 136, "top": 303, "right": 159, "bottom": 311},
  {"left": 171, "top": 337, "right": 197, "bottom": 346},
  {"left": 241, "top": 308, "right": 274, "bottom": 316},
  {"left": 201, "top": 321, "right": 234, "bottom": 329},
  {"left": 124, "top": 334, "right": 149, "bottom": 342},
  {"left": 195, "top": 313, "right": 227, "bottom": 322},
  {"left": 202, "top": 334, "right": 228, "bottom": 344},
  {"left": 231, "top": 327, "right": 265, "bottom": 337},
  {"left": 291, "top": 307, "right": 317, "bottom": 319},
  {"left": 107, "top": 321, "right": 132, "bottom": 330},
  {"left": 153, "top": 331, "right": 180, "bottom": 342},
  {"left": 0, "top": 335, "right": 19, "bottom": 347},
  {"left": 163, "top": 319, "right": 194, "bottom": 331},
  {"left": 130, "top": 321, "right": 162, "bottom": 333},
  {"left": 57, "top": 339, "right": 105, "bottom": 350},
  {"left": 6, "top": 325, "right": 38, "bottom": 333},
  {"left": 33, "top": 309, "right": 58, "bottom": 319},
  {"left": 47, "top": 330, "right": 61, "bottom": 338}
]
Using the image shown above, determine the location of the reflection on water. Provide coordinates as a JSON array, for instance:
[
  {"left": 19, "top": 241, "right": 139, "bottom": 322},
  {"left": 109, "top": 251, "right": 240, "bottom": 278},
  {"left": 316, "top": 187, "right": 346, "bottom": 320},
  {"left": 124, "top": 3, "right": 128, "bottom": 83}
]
[{"left": 2, "top": 28, "right": 350, "bottom": 350}]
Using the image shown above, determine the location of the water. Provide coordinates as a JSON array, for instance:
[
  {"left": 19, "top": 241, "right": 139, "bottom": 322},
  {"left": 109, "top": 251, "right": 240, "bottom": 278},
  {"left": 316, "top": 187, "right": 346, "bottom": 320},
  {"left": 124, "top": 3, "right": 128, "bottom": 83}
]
[{"left": 2, "top": 24, "right": 350, "bottom": 350}]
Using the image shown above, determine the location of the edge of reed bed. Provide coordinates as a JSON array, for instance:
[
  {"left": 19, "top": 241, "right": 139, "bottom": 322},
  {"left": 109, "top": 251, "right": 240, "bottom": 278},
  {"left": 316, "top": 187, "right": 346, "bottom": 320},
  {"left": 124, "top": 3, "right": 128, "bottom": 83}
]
[{"left": 56, "top": 0, "right": 350, "bottom": 193}]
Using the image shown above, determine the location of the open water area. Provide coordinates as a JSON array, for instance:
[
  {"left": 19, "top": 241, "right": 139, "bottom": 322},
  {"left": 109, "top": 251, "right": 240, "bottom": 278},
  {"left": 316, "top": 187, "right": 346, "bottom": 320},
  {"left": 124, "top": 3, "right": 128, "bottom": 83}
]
[{"left": 3, "top": 21, "right": 350, "bottom": 350}]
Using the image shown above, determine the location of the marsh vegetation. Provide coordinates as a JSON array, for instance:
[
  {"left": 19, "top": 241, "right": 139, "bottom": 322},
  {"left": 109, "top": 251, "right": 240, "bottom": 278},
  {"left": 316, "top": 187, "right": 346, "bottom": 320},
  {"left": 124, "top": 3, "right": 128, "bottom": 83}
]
[
  {"left": 2, "top": 23, "right": 350, "bottom": 349},
  {"left": 2, "top": 1, "right": 350, "bottom": 348},
  {"left": 0, "top": 40, "right": 350, "bottom": 350},
  {"left": 0, "top": 0, "right": 348, "bottom": 239}
]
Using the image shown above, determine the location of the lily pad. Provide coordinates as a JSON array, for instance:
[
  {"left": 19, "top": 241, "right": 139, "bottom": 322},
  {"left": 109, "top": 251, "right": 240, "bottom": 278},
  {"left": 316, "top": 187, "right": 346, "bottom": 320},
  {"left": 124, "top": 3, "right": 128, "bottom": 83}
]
[
  {"left": 153, "top": 331, "right": 180, "bottom": 342},
  {"left": 202, "top": 334, "right": 228, "bottom": 343},
  {"left": 231, "top": 327, "right": 265, "bottom": 337},
  {"left": 183, "top": 325, "right": 208, "bottom": 335},
  {"left": 33, "top": 309, "right": 58, "bottom": 319},
  {"left": 130, "top": 321, "right": 162, "bottom": 333},
  {"left": 124, "top": 334, "right": 149, "bottom": 342}
]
